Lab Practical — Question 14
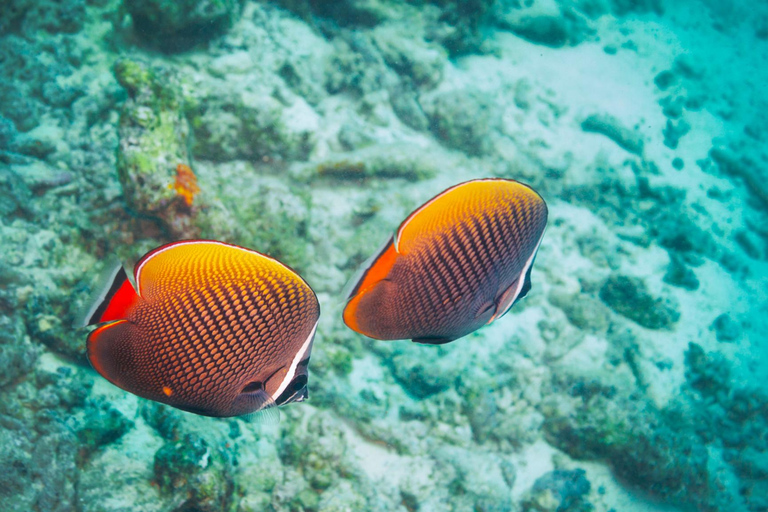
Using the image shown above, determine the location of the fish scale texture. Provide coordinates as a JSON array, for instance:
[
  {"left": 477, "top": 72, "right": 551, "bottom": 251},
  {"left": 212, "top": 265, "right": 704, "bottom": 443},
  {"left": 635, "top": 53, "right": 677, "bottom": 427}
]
[
  {"left": 348, "top": 180, "right": 547, "bottom": 342},
  {"left": 88, "top": 242, "right": 319, "bottom": 417}
]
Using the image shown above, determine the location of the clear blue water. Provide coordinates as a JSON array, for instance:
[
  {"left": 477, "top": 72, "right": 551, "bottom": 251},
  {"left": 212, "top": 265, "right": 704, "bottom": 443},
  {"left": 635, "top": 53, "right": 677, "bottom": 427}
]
[{"left": 1, "top": 0, "right": 766, "bottom": 511}]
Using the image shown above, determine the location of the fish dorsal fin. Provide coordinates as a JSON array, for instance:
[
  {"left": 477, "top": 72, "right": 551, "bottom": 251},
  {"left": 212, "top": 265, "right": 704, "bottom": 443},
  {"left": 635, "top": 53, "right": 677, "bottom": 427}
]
[
  {"left": 81, "top": 264, "right": 140, "bottom": 326},
  {"left": 133, "top": 240, "right": 311, "bottom": 301},
  {"left": 394, "top": 179, "right": 541, "bottom": 255}
]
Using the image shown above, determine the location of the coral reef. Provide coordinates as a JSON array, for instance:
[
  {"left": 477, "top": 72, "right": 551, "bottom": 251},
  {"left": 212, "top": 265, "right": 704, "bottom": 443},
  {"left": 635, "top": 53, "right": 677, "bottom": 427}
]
[
  {"left": 126, "top": 0, "right": 245, "bottom": 51},
  {"left": 598, "top": 274, "right": 680, "bottom": 330},
  {"left": 114, "top": 58, "right": 199, "bottom": 238},
  {"left": 1, "top": 0, "right": 766, "bottom": 511}
]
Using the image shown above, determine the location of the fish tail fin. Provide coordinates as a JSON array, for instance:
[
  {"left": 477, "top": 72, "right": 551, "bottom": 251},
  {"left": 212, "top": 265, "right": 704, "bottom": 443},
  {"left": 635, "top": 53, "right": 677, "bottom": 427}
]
[{"left": 80, "top": 263, "right": 140, "bottom": 327}]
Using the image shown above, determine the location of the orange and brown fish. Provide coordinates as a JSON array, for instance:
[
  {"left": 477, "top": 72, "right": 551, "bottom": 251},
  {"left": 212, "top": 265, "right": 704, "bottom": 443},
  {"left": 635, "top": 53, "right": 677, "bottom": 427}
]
[
  {"left": 343, "top": 178, "right": 548, "bottom": 344},
  {"left": 83, "top": 240, "right": 319, "bottom": 417}
]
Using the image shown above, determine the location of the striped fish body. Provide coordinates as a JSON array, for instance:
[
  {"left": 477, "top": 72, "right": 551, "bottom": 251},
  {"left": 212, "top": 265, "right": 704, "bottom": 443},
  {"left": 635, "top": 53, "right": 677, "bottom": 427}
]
[
  {"left": 85, "top": 240, "right": 319, "bottom": 417},
  {"left": 343, "top": 178, "right": 547, "bottom": 344}
]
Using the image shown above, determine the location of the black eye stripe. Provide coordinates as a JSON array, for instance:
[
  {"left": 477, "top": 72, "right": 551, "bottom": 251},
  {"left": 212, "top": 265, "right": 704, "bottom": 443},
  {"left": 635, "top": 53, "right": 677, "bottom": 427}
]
[{"left": 275, "top": 375, "right": 308, "bottom": 405}]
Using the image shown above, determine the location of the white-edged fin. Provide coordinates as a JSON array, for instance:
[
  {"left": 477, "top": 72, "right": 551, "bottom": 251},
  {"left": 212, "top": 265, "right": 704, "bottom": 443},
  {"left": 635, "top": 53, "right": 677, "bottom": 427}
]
[
  {"left": 243, "top": 400, "right": 281, "bottom": 426},
  {"left": 489, "top": 235, "right": 544, "bottom": 324},
  {"left": 271, "top": 321, "right": 318, "bottom": 401},
  {"left": 76, "top": 259, "right": 127, "bottom": 328},
  {"left": 341, "top": 233, "right": 394, "bottom": 300}
]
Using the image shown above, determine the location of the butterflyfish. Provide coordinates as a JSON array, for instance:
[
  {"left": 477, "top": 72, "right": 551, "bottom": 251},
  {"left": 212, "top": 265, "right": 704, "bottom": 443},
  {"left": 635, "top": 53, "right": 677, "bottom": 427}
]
[
  {"left": 83, "top": 240, "right": 320, "bottom": 418},
  {"left": 343, "top": 178, "right": 548, "bottom": 344}
]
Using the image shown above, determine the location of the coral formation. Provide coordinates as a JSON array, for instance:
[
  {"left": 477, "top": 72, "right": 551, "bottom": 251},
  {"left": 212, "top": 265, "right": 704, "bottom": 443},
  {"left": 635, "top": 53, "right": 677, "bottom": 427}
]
[
  {"left": 1, "top": 0, "right": 766, "bottom": 511},
  {"left": 126, "top": 0, "right": 245, "bottom": 51},
  {"left": 114, "top": 58, "right": 199, "bottom": 238}
]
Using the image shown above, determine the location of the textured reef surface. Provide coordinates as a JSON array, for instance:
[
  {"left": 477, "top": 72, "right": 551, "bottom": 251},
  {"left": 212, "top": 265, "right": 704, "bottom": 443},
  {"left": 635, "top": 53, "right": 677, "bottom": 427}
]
[{"left": 1, "top": 0, "right": 767, "bottom": 510}]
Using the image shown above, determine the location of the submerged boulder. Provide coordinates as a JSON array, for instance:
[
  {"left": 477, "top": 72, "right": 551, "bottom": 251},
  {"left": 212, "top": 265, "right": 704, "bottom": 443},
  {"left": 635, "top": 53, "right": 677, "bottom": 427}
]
[
  {"left": 599, "top": 274, "right": 680, "bottom": 330},
  {"left": 114, "top": 58, "right": 199, "bottom": 238},
  {"left": 154, "top": 433, "right": 236, "bottom": 512},
  {"left": 126, "top": 0, "right": 244, "bottom": 52}
]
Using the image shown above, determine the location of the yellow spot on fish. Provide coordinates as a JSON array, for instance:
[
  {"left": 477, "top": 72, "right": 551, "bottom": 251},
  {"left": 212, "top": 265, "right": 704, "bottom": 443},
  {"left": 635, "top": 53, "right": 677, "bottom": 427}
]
[{"left": 163, "top": 386, "right": 173, "bottom": 396}]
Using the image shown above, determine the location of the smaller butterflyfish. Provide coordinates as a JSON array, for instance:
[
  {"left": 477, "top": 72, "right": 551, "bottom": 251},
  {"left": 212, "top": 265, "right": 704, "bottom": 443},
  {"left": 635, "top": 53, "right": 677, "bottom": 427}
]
[
  {"left": 83, "top": 240, "right": 320, "bottom": 418},
  {"left": 342, "top": 178, "right": 548, "bottom": 344}
]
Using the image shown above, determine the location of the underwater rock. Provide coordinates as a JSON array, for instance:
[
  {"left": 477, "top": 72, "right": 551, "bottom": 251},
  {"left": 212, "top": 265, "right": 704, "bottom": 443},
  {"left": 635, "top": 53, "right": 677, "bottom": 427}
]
[
  {"left": 599, "top": 274, "right": 680, "bottom": 330},
  {"left": 662, "top": 117, "right": 691, "bottom": 149},
  {"left": 683, "top": 343, "right": 768, "bottom": 510},
  {"left": 372, "top": 26, "right": 445, "bottom": 89},
  {"left": 279, "top": 412, "right": 358, "bottom": 493},
  {"left": 190, "top": 92, "right": 315, "bottom": 163},
  {"left": 710, "top": 314, "right": 740, "bottom": 343},
  {"left": 660, "top": 94, "right": 685, "bottom": 119},
  {"left": 114, "top": 58, "right": 199, "bottom": 238},
  {"left": 26, "top": 286, "right": 87, "bottom": 363},
  {"left": 308, "top": 143, "right": 438, "bottom": 181},
  {"left": 710, "top": 144, "right": 768, "bottom": 210},
  {"left": 581, "top": 113, "right": 644, "bottom": 155},
  {"left": 663, "top": 254, "right": 699, "bottom": 290},
  {"left": 0, "top": 115, "right": 16, "bottom": 147},
  {"left": 684, "top": 343, "right": 730, "bottom": 399},
  {"left": 494, "top": 1, "right": 594, "bottom": 48},
  {"left": 126, "top": 0, "right": 245, "bottom": 51},
  {"left": 295, "top": 0, "right": 400, "bottom": 27},
  {"left": 325, "top": 34, "right": 398, "bottom": 97},
  {"left": 0, "top": 0, "right": 85, "bottom": 35},
  {"left": 0, "top": 314, "right": 38, "bottom": 389},
  {"left": 75, "top": 399, "right": 134, "bottom": 462},
  {"left": 387, "top": 347, "right": 454, "bottom": 399},
  {"left": 521, "top": 469, "right": 592, "bottom": 512},
  {"left": 422, "top": 88, "right": 495, "bottom": 156},
  {"left": 154, "top": 433, "right": 236, "bottom": 512},
  {"left": 317, "top": 479, "right": 367, "bottom": 511},
  {"left": 0, "top": 88, "right": 43, "bottom": 133},
  {"left": 654, "top": 70, "right": 676, "bottom": 90},
  {"left": 139, "top": 401, "right": 183, "bottom": 441},
  {"left": 0, "top": 168, "right": 33, "bottom": 218},
  {"left": 390, "top": 87, "right": 430, "bottom": 131},
  {"left": 423, "top": 0, "right": 492, "bottom": 57},
  {"left": 549, "top": 290, "right": 611, "bottom": 334},
  {"left": 433, "top": 446, "right": 513, "bottom": 511},
  {"left": 0, "top": 422, "right": 36, "bottom": 511},
  {"left": 543, "top": 390, "right": 713, "bottom": 510}
]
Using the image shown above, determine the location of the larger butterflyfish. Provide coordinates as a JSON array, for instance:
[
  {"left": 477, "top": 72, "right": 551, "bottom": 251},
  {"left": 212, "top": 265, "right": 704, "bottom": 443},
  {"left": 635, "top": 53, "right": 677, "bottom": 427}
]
[{"left": 84, "top": 240, "right": 319, "bottom": 418}]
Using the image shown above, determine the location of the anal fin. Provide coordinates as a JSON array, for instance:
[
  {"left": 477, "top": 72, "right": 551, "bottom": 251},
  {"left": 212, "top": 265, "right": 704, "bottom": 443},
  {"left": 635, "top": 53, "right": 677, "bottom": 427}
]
[{"left": 412, "top": 336, "right": 457, "bottom": 345}]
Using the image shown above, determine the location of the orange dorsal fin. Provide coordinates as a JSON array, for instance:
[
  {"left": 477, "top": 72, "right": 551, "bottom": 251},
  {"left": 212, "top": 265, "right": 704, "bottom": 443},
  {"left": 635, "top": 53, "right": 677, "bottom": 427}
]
[
  {"left": 394, "top": 178, "right": 543, "bottom": 254},
  {"left": 83, "top": 265, "right": 141, "bottom": 326},
  {"left": 133, "top": 239, "right": 311, "bottom": 301}
]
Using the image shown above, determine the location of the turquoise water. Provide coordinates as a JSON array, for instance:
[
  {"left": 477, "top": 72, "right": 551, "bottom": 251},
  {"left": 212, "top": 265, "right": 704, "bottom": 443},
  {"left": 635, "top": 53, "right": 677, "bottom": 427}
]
[{"left": 1, "top": 0, "right": 767, "bottom": 510}]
